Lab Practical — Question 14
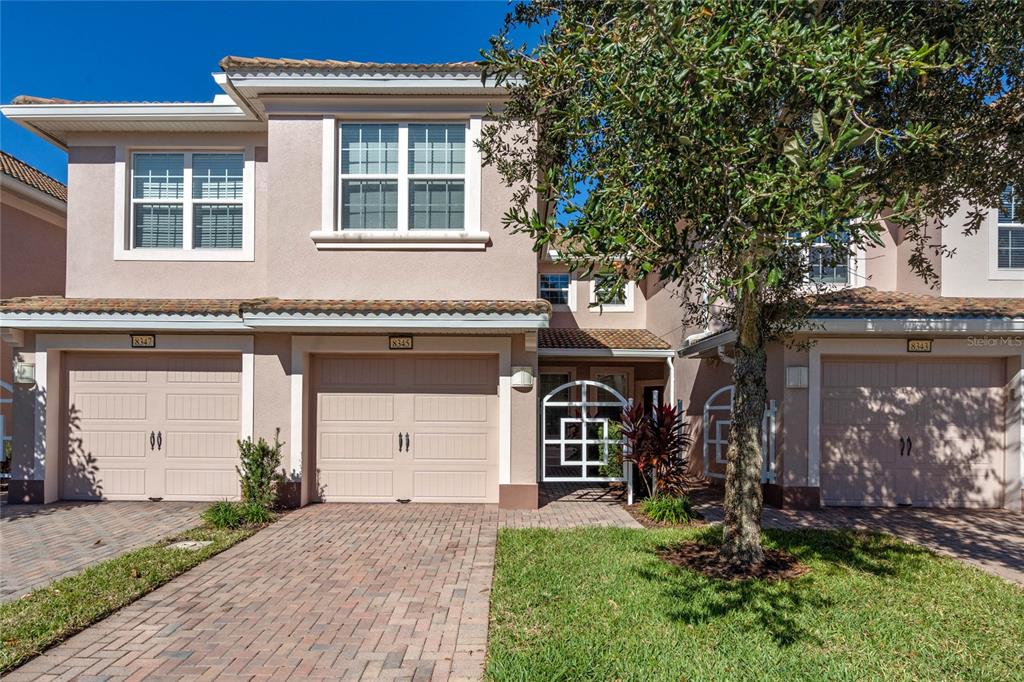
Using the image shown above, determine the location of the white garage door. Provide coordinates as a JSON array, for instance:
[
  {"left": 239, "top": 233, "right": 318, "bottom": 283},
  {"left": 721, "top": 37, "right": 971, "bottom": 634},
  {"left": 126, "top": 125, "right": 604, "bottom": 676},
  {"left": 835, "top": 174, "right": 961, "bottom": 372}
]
[
  {"left": 63, "top": 353, "right": 242, "bottom": 501},
  {"left": 314, "top": 354, "right": 498, "bottom": 503},
  {"left": 821, "top": 357, "right": 1006, "bottom": 508}
]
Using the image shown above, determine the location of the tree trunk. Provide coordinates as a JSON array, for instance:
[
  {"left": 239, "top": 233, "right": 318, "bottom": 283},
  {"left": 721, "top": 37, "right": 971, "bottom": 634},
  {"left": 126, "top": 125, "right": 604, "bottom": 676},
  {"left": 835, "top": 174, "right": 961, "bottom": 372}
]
[{"left": 720, "top": 286, "right": 767, "bottom": 566}]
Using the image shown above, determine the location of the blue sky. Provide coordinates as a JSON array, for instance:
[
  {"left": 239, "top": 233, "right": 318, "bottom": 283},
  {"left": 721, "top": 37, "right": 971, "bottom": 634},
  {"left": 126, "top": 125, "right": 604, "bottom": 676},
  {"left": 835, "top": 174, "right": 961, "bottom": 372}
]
[{"left": 0, "top": 0, "right": 526, "bottom": 182}]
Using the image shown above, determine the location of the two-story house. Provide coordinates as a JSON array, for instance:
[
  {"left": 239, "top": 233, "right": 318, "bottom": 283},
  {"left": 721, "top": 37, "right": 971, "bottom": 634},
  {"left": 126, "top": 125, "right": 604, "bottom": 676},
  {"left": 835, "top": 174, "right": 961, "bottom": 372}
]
[{"left": 1, "top": 56, "right": 1021, "bottom": 511}]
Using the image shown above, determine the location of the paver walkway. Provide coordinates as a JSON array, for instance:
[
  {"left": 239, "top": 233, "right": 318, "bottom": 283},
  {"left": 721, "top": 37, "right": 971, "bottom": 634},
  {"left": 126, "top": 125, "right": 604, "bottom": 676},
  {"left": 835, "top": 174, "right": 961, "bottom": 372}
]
[
  {"left": 697, "top": 498, "right": 1024, "bottom": 585},
  {"left": 0, "top": 501, "right": 207, "bottom": 601}
]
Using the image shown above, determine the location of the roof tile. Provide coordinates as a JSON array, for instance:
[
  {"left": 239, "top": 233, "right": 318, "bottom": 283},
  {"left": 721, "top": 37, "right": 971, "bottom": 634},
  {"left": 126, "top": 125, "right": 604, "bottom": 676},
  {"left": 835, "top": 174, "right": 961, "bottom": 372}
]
[
  {"left": 539, "top": 328, "right": 670, "bottom": 350},
  {"left": 219, "top": 56, "right": 481, "bottom": 73},
  {"left": 810, "top": 287, "right": 1024, "bottom": 320},
  {"left": 0, "top": 151, "right": 67, "bottom": 202}
]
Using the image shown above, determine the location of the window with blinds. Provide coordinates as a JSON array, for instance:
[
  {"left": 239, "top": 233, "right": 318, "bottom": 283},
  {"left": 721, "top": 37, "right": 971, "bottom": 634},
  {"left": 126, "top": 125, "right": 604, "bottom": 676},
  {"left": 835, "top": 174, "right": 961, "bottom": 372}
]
[
  {"left": 998, "top": 185, "right": 1023, "bottom": 269},
  {"left": 131, "top": 151, "right": 244, "bottom": 250},
  {"left": 339, "top": 123, "right": 466, "bottom": 232}
]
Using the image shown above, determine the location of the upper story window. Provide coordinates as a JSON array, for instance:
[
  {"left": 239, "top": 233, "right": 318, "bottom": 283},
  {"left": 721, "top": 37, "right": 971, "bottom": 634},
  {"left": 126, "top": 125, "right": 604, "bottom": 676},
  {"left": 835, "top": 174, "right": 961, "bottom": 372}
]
[
  {"left": 116, "top": 147, "right": 254, "bottom": 261},
  {"left": 998, "top": 184, "right": 1023, "bottom": 269},
  {"left": 539, "top": 273, "right": 571, "bottom": 306},
  {"left": 589, "top": 273, "right": 635, "bottom": 311},
  {"left": 808, "top": 233, "right": 851, "bottom": 284},
  {"left": 340, "top": 123, "right": 466, "bottom": 232}
]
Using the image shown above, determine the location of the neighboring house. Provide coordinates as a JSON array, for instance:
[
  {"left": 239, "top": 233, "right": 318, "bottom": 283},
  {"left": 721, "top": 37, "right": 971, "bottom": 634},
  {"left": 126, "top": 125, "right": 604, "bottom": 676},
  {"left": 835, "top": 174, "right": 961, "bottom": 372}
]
[
  {"left": 0, "top": 56, "right": 1020, "bottom": 511},
  {"left": 0, "top": 151, "right": 67, "bottom": 472}
]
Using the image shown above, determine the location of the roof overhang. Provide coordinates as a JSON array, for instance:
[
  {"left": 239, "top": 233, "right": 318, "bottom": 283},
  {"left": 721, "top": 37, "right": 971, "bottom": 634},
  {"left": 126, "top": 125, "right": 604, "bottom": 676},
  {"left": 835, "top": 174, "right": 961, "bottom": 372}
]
[
  {"left": 0, "top": 174, "right": 67, "bottom": 215},
  {"left": 538, "top": 347, "right": 675, "bottom": 358}
]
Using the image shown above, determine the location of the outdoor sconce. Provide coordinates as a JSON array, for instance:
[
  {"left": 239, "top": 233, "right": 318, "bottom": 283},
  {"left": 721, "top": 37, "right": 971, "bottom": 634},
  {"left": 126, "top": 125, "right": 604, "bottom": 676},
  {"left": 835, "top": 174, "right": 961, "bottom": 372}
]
[
  {"left": 13, "top": 362, "right": 36, "bottom": 386},
  {"left": 511, "top": 366, "right": 534, "bottom": 389}
]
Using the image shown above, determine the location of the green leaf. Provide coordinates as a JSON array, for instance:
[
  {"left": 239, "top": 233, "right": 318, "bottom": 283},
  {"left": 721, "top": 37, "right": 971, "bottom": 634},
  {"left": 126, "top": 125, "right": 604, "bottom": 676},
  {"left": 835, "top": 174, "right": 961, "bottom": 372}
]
[
  {"left": 784, "top": 137, "right": 803, "bottom": 167},
  {"left": 812, "top": 109, "right": 828, "bottom": 142},
  {"left": 826, "top": 174, "right": 843, "bottom": 190}
]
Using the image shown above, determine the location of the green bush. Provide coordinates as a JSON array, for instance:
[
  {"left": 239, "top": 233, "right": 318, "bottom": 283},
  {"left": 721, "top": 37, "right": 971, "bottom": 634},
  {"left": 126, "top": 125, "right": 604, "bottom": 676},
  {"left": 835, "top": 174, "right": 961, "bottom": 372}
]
[
  {"left": 640, "top": 495, "right": 694, "bottom": 524},
  {"left": 598, "top": 421, "right": 624, "bottom": 478},
  {"left": 202, "top": 500, "right": 245, "bottom": 529},
  {"left": 237, "top": 430, "right": 284, "bottom": 509},
  {"left": 239, "top": 502, "right": 276, "bottom": 525}
]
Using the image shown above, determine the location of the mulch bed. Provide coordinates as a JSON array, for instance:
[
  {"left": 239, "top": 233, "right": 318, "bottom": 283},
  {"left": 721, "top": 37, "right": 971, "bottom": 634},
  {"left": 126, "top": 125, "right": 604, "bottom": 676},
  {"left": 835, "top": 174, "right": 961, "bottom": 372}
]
[{"left": 658, "top": 541, "right": 811, "bottom": 582}]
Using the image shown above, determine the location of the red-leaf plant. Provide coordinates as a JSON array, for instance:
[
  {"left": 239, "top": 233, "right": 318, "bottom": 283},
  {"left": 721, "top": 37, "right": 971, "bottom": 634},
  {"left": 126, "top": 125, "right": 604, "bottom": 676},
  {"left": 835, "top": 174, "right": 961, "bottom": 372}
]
[{"left": 620, "top": 402, "right": 688, "bottom": 499}]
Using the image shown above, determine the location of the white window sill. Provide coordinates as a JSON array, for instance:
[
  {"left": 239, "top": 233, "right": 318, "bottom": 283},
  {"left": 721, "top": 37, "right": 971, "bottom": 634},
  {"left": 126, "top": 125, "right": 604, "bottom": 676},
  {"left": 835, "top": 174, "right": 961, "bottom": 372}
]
[
  {"left": 309, "top": 230, "right": 490, "bottom": 251},
  {"left": 113, "top": 248, "right": 254, "bottom": 262}
]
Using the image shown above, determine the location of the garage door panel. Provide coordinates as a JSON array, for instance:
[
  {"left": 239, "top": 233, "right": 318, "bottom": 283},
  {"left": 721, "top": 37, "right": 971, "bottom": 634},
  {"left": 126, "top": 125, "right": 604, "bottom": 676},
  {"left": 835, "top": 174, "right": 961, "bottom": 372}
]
[
  {"left": 166, "top": 394, "right": 239, "bottom": 421},
  {"left": 821, "top": 357, "right": 1005, "bottom": 509},
  {"left": 164, "top": 431, "right": 238, "bottom": 459},
  {"left": 321, "top": 470, "right": 394, "bottom": 499},
  {"left": 64, "top": 467, "right": 146, "bottom": 500},
  {"left": 165, "top": 469, "right": 238, "bottom": 498},
  {"left": 320, "top": 357, "right": 397, "bottom": 387},
  {"left": 414, "top": 395, "right": 488, "bottom": 422},
  {"left": 413, "top": 432, "right": 488, "bottom": 460},
  {"left": 166, "top": 355, "right": 241, "bottom": 383},
  {"left": 320, "top": 394, "right": 395, "bottom": 422},
  {"left": 413, "top": 470, "right": 487, "bottom": 499},
  {"left": 320, "top": 432, "right": 396, "bottom": 460},
  {"left": 78, "top": 430, "right": 149, "bottom": 458},
  {"left": 414, "top": 357, "right": 494, "bottom": 389},
  {"left": 73, "top": 393, "right": 148, "bottom": 420}
]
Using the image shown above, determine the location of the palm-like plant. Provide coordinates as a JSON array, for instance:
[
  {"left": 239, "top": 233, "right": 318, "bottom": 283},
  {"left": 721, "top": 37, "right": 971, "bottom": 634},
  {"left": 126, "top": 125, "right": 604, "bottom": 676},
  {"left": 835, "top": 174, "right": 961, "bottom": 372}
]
[{"left": 620, "top": 402, "right": 689, "bottom": 499}]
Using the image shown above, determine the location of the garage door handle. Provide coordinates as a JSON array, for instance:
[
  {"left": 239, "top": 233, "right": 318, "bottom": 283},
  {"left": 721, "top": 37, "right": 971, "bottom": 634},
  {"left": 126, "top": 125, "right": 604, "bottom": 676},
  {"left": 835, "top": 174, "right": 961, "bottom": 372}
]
[
  {"left": 404, "top": 433, "right": 410, "bottom": 451},
  {"left": 905, "top": 437, "right": 911, "bottom": 457},
  {"left": 150, "top": 431, "right": 156, "bottom": 451},
  {"left": 398, "top": 432, "right": 404, "bottom": 452},
  {"left": 156, "top": 431, "right": 162, "bottom": 451},
  {"left": 899, "top": 436, "right": 905, "bottom": 456}
]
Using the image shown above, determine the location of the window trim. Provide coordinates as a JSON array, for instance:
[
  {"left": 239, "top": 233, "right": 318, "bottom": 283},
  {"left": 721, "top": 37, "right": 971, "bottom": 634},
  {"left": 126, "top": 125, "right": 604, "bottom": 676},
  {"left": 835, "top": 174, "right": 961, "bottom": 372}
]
[
  {"left": 539, "top": 272, "right": 576, "bottom": 311},
  {"left": 113, "top": 144, "right": 255, "bottom": 262},
  {"left": 312, "top": 117, "right": 486, "bottom": 250},
  {"left": 990, "top": 185, "right": 1024, "bottom": 280},
  {"left": 790, "top": 229, "right": 864, "bottom": 291},
  {"left": 588, "top": 276, "right": 635, "bottom": 312}
]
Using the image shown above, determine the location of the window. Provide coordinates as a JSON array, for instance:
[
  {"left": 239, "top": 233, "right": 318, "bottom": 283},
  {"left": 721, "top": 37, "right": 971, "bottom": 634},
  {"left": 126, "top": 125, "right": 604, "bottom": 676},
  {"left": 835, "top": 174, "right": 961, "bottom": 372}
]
[
  {"left": 340, "top": 123, "right": 466, "bottom": 232},
  {"left": 998, "top": 185, "right": 1024, "bottom": 269},
  {"left": 808, "top": 233, "right": 850, "bottom": 284},
  {"left": 590, "top": 273, "right": 634, "bottom": 310},
  {"left": 539, "top": 273, "right": 571, "bottom": 305},
  {"left": 126, "top": 151, "right": 249, "bottom": 258}
]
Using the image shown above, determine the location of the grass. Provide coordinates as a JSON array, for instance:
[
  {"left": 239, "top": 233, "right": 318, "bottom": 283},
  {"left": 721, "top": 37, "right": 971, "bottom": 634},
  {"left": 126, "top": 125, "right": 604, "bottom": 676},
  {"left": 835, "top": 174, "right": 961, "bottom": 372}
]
[
  {"left": 0, "top": 524, "right": 257, "bottom": 673},
  {"left": 487, "top": 525, "right": 1024, "bottom": 681}
]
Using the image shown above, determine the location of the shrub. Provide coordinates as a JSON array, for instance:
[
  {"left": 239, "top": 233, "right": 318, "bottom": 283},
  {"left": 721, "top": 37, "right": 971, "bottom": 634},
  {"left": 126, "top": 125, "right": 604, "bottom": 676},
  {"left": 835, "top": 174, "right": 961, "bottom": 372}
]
[
  {"left": 640, "top": 495, "right": 695, "bottom": 524},
  {"left": 239, "top": 502, "right": 276, "bottom": 525},
  {"left": 621, "top": 402, "right": 690, "bottom": 498},
  {"left": 597, "top": 421, "right": 624, "bottom": 478},
  {"left": 202, "top": 500, "right": 244, "bottom": 529},
  {"left": 237, "top": 430, "right": 284, "bottom": 510}
]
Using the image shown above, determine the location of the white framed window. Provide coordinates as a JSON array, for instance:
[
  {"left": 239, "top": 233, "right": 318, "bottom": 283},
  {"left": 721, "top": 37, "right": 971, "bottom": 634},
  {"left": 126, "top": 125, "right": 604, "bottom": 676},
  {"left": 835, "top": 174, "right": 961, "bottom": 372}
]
[
  {"left": 998, "top": 184, "right": 1024, "bottom": 270},
  {"left": 539, "top": 272, "right": 576, "bottom": 309},
  {"left": 789, "top": 229, "right": 861, "bottom": 289},
  {"left": 312, "top": 118, "right": 485, "bottom": 250},
  {"left": 589, "top": 274, "right": 635, "bottom": 312},
  {"left": 114, "top": 146, "right": 255, "bottom": 261}
]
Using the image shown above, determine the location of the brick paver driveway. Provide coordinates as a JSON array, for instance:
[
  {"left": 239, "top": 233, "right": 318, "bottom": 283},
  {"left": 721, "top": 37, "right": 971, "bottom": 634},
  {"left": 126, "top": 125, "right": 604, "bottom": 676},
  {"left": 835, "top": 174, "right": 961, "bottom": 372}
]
[
  {"left": 1, "top": 501, "right": 207, "bottom": 601},
  {"left": 9, "top": 504, "right": 498, "bottom": 682},
  {"left": 697, "top": 499, "right": 1024, "bottom": 585}
]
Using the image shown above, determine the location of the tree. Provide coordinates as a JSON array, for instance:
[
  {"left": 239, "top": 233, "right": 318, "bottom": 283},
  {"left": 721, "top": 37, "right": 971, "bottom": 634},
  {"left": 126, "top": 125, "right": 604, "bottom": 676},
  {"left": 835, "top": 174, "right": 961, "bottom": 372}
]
[{"left": 480, "top": 0, "right": 1023, "bottom": 566}]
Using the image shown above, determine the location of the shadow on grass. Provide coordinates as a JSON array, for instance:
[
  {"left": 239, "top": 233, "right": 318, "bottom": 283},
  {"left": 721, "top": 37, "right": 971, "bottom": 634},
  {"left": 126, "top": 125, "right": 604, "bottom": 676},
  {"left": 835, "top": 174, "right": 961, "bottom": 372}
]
[{"left": 638, "top": 526, "right": 935, "bottom": 647}]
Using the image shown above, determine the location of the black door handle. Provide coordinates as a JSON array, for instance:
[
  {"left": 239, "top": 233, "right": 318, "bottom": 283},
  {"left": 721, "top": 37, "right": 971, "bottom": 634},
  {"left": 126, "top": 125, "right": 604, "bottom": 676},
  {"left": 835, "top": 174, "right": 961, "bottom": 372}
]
[
  {"left": 150, "top": 431, "right": 156, "bottom": 451},
  {"left": 905, "top": 437, "right": 911, "bottom": 457},
  {"left": 899, "top": 436, "right": 905, "bottom": 457},
  {"left": 398, "top": 432, "right": 404, "bottom": 452},
  {"left": 404, "top": 432, "right": 410, "bottom": 451},
  {"left": 156, "top": 431, "right": 162, "bottom": 450}
]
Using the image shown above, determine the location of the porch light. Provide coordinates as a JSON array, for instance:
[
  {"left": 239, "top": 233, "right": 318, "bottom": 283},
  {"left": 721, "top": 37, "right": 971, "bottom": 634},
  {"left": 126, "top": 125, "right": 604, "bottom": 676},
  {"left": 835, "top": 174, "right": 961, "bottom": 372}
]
[{"left": 511, "top": 366, "right": 534, "bottom": 389}]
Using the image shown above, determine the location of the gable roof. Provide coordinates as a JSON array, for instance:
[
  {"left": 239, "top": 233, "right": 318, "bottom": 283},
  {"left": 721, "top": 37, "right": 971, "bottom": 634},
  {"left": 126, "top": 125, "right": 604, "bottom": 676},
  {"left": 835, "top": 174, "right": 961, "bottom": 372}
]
[{"left": 0, "top": 151, "right": 67, "bottom": 202}]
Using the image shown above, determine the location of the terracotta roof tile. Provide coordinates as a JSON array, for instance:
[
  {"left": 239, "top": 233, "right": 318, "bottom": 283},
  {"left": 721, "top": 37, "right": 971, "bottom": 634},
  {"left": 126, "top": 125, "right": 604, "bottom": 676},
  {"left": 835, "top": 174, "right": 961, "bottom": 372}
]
[
  {"left": 539, "top": 328, "right": 671, "bottom": 350},
  {"left": 247, "top": 299, "right": 550, "bottom": 316},
  {"left": 0, "top": 151, "right": 67, "bottom": 202},
  {"left": 0, "top": 297, "right": 551, "bottom": 318},
  {"left": 219, "top": 56, "right": 481, "bottom": 73},
  {"left": 810, "top": 287, "right": 1024, "bottom": 320}
]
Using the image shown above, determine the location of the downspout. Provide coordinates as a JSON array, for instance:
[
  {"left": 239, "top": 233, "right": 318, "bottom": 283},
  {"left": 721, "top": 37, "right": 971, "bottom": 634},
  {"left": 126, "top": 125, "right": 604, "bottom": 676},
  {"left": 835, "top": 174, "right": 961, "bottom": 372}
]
[{"left": 666, "top": 355, "right": 676, "bottom": 404}]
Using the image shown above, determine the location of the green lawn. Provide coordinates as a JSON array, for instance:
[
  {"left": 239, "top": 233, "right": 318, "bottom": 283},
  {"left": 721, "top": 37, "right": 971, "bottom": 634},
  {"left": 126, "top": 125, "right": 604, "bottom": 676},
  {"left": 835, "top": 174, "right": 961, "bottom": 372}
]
[
  {"left": 0, "top": 525, "right": 257, "bottom": 673},
  {"left": 487, "top": 525, "right": 1024, "bottom": 681}
]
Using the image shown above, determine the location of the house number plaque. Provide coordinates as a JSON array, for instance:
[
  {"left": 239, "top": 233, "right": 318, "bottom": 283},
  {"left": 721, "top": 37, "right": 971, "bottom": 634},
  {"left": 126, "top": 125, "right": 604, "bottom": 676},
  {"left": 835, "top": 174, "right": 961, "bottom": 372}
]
[
  {"left": 389, "top": 336, "right": 414, "bottom": 350},
  {"left": 130, "top": 334, "right": 156, "bottom": 348},
  {"left": 906, "top": 339, "right": 932, "bottom": 353}
]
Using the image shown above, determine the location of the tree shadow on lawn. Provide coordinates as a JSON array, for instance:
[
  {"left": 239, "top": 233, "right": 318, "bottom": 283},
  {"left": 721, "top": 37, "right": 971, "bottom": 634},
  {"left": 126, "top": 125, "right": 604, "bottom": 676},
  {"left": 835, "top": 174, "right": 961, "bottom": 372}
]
[{"left": 637, "top": 526, "right": 935, "bottom": 647}]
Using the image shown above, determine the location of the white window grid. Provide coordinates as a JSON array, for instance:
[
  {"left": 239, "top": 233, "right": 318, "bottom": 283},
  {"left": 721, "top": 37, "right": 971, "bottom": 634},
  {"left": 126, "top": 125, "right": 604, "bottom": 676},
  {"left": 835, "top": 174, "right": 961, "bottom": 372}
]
[
  {"left": 130, "top": 151, "right": 244, "bottom": 251},
  {"left": 998, "top": 184, "right": 1023, "bottom": 269},
  {"left": 539, "top": 273, "right": 571, "bottom": 305},
  {"left": 338, "top": 122, "right": 467, "bottom": 232}
]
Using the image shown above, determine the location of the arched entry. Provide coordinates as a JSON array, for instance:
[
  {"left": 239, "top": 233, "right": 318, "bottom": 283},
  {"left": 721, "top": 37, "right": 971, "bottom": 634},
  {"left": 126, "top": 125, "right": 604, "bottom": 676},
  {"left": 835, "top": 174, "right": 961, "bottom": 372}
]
[
  {"left": 703, "top": 385, "right": 776, "bottom": 483},
  {"left": 540, "top": 380, "right": 629, "bottom": 482}
]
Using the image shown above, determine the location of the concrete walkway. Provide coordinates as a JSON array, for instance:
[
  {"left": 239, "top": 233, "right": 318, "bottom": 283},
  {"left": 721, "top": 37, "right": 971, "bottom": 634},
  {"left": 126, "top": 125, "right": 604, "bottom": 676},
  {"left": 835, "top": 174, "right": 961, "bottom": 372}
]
[
  {"left": 697, "top": 500, "right": 1024, "bottom": 585},
  {"left": 0, "top": 501, "right": 208, "bottom": 601}
]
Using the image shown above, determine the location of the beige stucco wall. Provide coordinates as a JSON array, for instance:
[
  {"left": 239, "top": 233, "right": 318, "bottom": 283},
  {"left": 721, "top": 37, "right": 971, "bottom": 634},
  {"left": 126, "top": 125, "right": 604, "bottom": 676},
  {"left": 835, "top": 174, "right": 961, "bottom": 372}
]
[
  {"left": 538, "top": 262, "right": 647, "bottom": 329},
  {"left": 941, "top": 199, "right": 1024, "bottom": 297},
  {"left": 510, "top": 334, "right": 538, "bottom": 485}
]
